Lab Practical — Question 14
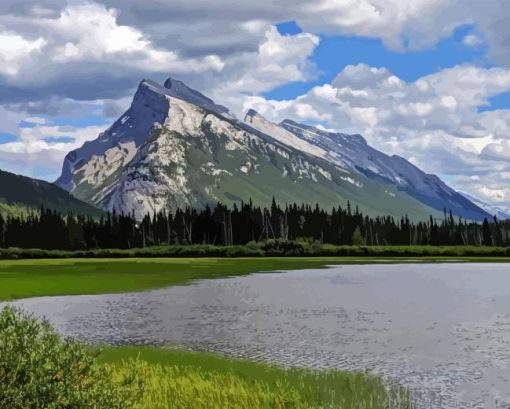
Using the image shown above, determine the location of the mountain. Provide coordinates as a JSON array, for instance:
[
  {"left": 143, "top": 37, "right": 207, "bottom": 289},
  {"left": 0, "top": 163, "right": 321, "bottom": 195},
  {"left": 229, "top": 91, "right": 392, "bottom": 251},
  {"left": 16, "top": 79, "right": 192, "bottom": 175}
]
[
  {"left": 246, "top": 115, "right": 487, "bottom": 221},
  {"left": 0, "top": 169, "right": 102, "bottom": 217},
  {"left": 460, "top": 192, "right": 510, "bottom": 220},
  {"left": 55, "top": 77, "right": 489, "bottom": 221}
]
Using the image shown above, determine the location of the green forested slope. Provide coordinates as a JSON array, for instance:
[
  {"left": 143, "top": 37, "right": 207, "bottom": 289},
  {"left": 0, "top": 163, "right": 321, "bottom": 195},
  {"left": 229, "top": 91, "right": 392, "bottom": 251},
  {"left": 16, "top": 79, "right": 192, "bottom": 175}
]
[{"left": 0, "top": 169, "right": 102, "bottom": 217}]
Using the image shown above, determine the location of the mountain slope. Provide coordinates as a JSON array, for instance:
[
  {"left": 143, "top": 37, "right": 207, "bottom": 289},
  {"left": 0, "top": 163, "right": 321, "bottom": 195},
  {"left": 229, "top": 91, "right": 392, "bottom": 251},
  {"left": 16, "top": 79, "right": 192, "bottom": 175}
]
[
  {"left": 0, "top": 169, "right": 102, "bottom": 217},
  {"left": 245, "top": 115, "right": 489, "bottom": 221},
  {"left": 56, "top": 77, "right": 487, "bottom": 221},
  {"left": 460, "top": 192, "right": 510, "bottom": 220}
]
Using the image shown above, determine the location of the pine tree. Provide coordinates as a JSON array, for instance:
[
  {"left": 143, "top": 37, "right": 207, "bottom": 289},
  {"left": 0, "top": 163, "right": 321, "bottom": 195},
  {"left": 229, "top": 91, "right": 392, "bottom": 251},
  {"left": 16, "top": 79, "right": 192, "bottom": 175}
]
[{"left": 352, "top": 226, "right": 365, "bottom": 245}]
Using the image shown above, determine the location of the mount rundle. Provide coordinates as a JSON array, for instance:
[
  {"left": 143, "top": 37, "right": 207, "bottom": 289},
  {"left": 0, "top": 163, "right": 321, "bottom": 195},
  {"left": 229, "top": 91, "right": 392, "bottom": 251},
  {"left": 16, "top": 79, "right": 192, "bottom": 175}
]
[{"left": 56, "top": 78, "right": 489, "bottom": 221}]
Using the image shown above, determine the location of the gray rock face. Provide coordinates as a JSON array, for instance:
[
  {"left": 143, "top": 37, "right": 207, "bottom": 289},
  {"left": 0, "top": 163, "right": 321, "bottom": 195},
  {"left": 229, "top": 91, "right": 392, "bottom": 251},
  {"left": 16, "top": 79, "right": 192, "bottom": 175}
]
[
  {"left": 163, "top": 78, "right": 231, "bottom": 117},
  {"left": 55, "top": 80, "right": 170, "bottom": 191},
  {"left": 55, "top": 77, "right": 490, "bottom": 221}
]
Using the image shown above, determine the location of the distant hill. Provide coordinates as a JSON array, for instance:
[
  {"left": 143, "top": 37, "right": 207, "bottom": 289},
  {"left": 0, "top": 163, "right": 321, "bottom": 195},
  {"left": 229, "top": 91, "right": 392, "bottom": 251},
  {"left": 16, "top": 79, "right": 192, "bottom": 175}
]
[{"left": 0, "top": 169, "right": 102, "bottom": 217}]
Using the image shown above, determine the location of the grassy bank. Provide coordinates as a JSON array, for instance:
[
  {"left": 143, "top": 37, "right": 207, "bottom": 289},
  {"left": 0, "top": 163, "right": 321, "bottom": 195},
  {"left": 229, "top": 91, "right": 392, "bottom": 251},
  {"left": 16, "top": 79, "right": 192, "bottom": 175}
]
[
  {"left": 1, "top": 256, "right": 509, "bottom": 301},
  {"left": 98, "top": 346, "right": 412, "bottom": 409},
  {"left": 1, "top": 242, "right": 510, "bottom": 259},
  {"left": 1, "top": 307, "right": 412, "bottom": 409},
  {"left": 0, "top": 257, "right": 337, "bottom": 301}
]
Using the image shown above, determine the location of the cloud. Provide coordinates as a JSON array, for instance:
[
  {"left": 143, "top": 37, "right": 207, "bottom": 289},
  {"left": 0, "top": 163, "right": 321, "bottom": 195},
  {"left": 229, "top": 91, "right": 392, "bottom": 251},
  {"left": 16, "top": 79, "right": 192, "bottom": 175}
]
[
  {"left": 0, "top": 122, "right": 105, "bottom": 179},
  {"left": 462, "top": 33, "right": 484, "bottom": 48},
  {"left": 46, "top": 4, "right": 225, "bottom": 72},
  {"left": 72, "top": 0, "right": 510, "bottom": 63},
  {"left": 23, "top": 116, "right": 46, "bottom": 125},
  {"left": 0, "top": 3, "right": 226, "bottom": 103},
  {"left": 0, "top": 0, "right": 510, "bottom": 107},
  {"left": 90, "top": 0, "right": 466, "bottom": 52},
  {"left": 481, "top": 140, "right": 510, "bottom": 162},
  {"left": 0, "top": 32, "right": 46, "bottom": 76},
  {"left": 209, "top": 26, "right": 320, "bottom": 113},
  {"left": 0, "top": 2, "right": 322, "bottom": 110},
  {"left": 101, "top": 98, "right": 129, "bottom": 118}
]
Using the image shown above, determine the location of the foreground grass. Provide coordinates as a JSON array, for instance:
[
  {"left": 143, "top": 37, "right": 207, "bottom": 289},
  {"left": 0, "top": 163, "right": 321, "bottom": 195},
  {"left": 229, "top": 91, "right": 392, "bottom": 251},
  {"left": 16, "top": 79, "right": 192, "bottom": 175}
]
[
  {"left": 0, "top": 256, "right": 509, "bottom": 301},
  {"left": 99, "top": 346, "right": 412, "bottom": 409}
]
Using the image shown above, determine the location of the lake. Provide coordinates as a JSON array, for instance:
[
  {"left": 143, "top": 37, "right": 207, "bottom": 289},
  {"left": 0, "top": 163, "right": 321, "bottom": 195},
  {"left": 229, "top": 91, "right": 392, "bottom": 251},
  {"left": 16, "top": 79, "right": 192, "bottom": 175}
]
[{"left": 6, "top": 263, "right": 510, "bottom": 408}]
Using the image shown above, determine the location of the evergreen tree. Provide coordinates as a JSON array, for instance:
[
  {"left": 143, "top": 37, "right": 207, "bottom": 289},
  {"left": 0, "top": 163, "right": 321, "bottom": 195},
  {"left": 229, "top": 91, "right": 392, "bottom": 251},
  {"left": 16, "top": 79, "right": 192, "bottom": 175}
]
[
  {"left": 482, "top": 218, "right": 493, "bottom": 246},
  {"left": 352, "top": 226, "right": 365, "bottom": 245}
]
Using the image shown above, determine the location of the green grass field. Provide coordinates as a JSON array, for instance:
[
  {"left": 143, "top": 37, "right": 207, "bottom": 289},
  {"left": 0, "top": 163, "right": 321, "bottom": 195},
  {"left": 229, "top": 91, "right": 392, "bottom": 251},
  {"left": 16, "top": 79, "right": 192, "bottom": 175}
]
[
  {"left": 1, "top": 256, "right": 509, "bottom": 301},
  {"left": 98, "top": 346, "right": 411, "bottom": 409}
]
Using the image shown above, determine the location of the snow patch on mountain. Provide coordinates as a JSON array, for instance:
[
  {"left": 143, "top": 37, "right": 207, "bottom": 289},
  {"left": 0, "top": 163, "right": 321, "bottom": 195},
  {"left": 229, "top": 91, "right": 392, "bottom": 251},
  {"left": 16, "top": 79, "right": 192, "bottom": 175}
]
[
  {"left": 460, "top": 192, "right": 510, "bottom": 220},
  {"left": 244, "top": 109, "right": 329, "bottom": 161}
]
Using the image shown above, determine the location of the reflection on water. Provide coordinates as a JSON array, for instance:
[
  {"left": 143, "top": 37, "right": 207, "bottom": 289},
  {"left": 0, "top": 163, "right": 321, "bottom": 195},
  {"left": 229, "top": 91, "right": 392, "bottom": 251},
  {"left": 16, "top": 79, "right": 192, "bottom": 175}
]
[{"left": 5, "top": 263, "right": 510, "bottom": 408}]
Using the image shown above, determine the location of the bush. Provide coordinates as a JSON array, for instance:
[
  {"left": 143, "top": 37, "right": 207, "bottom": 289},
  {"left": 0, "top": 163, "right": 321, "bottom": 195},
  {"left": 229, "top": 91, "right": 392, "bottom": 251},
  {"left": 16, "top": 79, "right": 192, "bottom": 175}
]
[
  {"left": 0, "top": 307, "right": 142, "bottom": 409},
  {"left": 0, "top": 243, "right": 509, "bottom": 259},
  {"left": 262, "top": 240, "right": 305, "bottom": 256}
]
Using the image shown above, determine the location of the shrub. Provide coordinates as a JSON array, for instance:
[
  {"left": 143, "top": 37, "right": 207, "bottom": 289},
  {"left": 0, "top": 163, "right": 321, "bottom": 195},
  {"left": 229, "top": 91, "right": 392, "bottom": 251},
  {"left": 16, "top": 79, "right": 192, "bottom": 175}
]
[
  {"left": 262, "top": 240, "right": 305, "bottom": 256},
  {"left": 0, "top": 243, "right": 509, "bottom": 259},
  {"left": 0, "top": 307, "right": 142, "bottom": 409}
]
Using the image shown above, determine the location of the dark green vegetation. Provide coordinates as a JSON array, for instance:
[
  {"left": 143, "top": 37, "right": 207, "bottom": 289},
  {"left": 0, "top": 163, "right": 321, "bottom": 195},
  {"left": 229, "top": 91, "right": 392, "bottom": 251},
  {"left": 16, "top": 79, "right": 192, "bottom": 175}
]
[
  {"left": 1, "top": 242, "right": 510, "bottom": 260},
  {"left": 0, "top": 307, "right": 411, "bottom": 409},
  {"left": 0, "top": 169, "right": 102, "bottom": 218},
  {"left": 0, "top": 255, "right": 508, "bottom": 301},
  {"left": 0, "top": 307, "right": 139, "bottom": 409},
  {"left": 0, "top": 199, "right": 508, "bottom": 250}
]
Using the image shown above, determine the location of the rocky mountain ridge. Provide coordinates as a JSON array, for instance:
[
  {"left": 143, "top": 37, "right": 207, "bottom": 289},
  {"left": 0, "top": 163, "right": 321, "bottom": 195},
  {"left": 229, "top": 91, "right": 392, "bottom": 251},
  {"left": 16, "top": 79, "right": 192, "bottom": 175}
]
[{"left": 55, "top": 77, "right": 490, "bottom": 221}]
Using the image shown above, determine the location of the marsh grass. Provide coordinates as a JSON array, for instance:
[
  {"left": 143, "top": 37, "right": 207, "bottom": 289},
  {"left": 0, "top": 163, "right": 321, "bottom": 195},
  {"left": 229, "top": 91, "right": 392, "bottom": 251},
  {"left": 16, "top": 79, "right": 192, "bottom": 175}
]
[
  {"left": 100, "top": 347, "right": 414, "bottom": 409},
  {"left": 0, "top": 307, "right": 414, "bottom": 409}
]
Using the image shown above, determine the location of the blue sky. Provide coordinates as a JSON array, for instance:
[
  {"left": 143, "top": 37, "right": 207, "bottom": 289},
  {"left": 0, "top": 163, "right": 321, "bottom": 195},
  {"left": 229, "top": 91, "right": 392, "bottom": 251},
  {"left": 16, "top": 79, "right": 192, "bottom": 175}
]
[
  {"left": 266, "top": 21, "right": 492, "bottom": 103},
  {"left": 0, "top": 133, "right": 17, "bottom": 144}
]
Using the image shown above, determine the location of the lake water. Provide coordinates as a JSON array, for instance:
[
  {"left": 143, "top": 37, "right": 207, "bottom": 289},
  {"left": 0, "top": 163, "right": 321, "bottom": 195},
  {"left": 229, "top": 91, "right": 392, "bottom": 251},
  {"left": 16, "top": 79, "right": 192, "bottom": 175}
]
[{"left": 5, "top": 263, "right": 510, "bottom": 408}]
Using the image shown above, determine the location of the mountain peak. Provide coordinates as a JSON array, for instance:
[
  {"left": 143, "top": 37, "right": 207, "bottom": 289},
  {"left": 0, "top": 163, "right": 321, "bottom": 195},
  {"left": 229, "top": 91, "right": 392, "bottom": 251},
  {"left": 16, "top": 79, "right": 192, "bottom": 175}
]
[
  {"left": 280, "top": 118, "right": 298, "bottom": 127},
  {"left": 163, "top": 77, "right": 231, "bottom": 116},
  {"left": 136, "top": 77, "right": 232, "bottom": 118},
  {"left": 244, "top": 109, "right": 261, "bottom": 120},
  {"left": 163, "top": 77, "right": 188, "bottom": 92},
  {"left": 139, "top": 78, "right": 166, "bottom": 94},
  {"left": 244, "top": 109, "right": 281, "bottom": 130}
]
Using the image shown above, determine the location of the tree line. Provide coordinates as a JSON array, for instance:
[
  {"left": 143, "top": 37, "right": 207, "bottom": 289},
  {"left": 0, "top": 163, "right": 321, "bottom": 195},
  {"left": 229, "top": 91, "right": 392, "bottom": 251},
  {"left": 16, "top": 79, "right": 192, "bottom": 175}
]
[{"left": 0, "top": 199, "right": 508, "bottom": 250}]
